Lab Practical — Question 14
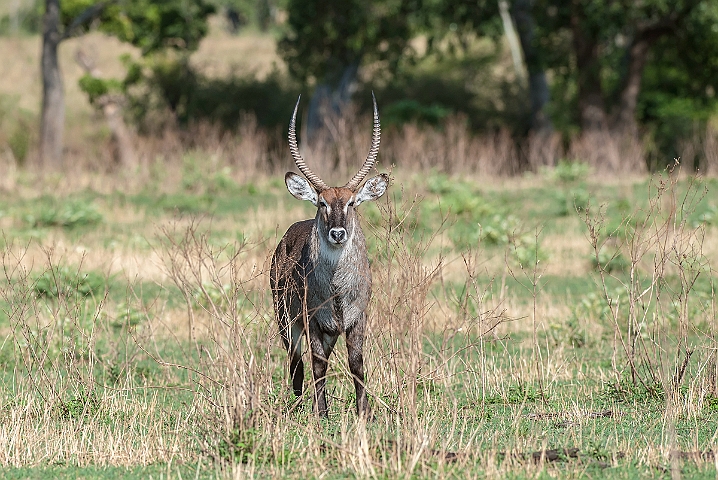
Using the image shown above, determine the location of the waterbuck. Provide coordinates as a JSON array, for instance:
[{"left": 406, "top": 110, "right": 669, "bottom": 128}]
[{"left": 270, "top": 95, "right": 389, "bottom": 418}]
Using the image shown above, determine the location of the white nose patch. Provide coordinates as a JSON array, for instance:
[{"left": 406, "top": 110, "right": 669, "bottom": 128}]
[{"left": 329, "top": 228, "right": 347, "bottom": 244}]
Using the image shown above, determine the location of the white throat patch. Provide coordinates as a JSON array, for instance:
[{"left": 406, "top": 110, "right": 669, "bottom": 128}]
[{"left": 319, "top": 224, "right": 353, "bottom": 265}]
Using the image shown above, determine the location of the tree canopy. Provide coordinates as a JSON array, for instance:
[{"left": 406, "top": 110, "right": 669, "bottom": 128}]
[{"left": 278, "top": 0, "right": 419, "bottom": 86}]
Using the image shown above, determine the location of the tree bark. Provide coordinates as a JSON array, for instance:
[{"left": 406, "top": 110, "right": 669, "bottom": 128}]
[
  {"left": 40, "top": 0, "right": 65, "bottom": 169},
  {"left": 510, "top": 0, "right": 552, "bottom": 133},
  {"left": 615, "top": 22, "right": 678, "bottom": 136},
  {"left": 307, "top": 61, "right": 359, "bottom": 143},
  {"left": 75, "top": 49, "right": 137, "bottom": 169},
  {"left": 499, "top": 0, "right": 526, "bottom": 84},
  {"left": 614, "top": 38, "right": 651, "bottom": 137},
  {"left": 570, "top": 1, "right": 607, "bottom": 132}
]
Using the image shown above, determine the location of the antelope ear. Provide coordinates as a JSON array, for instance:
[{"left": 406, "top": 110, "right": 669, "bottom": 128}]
[
  {"left": 285, "top": 172, "right": 318, "bottom": 205},
  {"left": 355, "top": 173, "right": 389, "bottom": 205}
]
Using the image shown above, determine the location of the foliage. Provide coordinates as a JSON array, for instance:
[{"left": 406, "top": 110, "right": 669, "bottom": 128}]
[
  {"left": 369, "top": 44, "right": 525, "bottom": 132},
  {"left": 484, "top": 383, "right": 540, "bottom": 405},
  {"left": 65, "top": 0, "right": 215, "bottom": 125},
  {"left": 548, "top": 315, "right": 588, "bottom": 348},
  {"left": 33, "top": 266, "right": 107, "bottom": 299},
  {"left": 600, "top": 377, "right": 663, "bottom": 404},
  {"left": 423, "top": 173, "right": 547, "bottom": 266},
  {"left": 591, "top": 247, "right": 629, "bottom": 274},
  {"left": 95, "top": 0, "right": 215, "bottom": 54},
  {"left": 690, "top": 203, "right": 718, "bottom": 228},
  {"left": 0, "top": 94, "right": 34, "bottom": 164},
  {"left": 121, "top": 55, "right": 301, "bottom": 131},
  {"left": 24, "top": 199, "right": 102, "bottom": 229},
  {"left": 278, "top": 0, "right": 417, "bottom": 85},
  {"left": 545, "top": 160, "right": 590, "bottom": 184},
  {"left": 109, "top": 302, "right": 145, "bottom": 329},
  {"left": 191, "top": 282, "right": 241, "bottom": 312},
  {"left": 2, "top": 0, "right": 214, "bottom": 51},
  {"left": 380, "top": 100, "right": 452, "bottom": 127},
  {"left": 7, "top": 122, "right": 32, "bottom": 164},
  {"left": 55, "top": 387, "right": 101, "bottom": 421},
  {"left": 583, "top": 168, "right": 711, "bottom": 391},
  {"left": 215, "top": 427, "right": 259, "bottom": 463},
  {"left": 532, "top": 0, "right": 718, "bottom": 164},
  {"left": 416, "top": 0, "right": 503, "bottom": 41},
  {"left": 212, "top": 0, "right": 277, "bottom": 31},
  {"left": 277, "top": 0, "right": 522, "bottom": 132},
  {"left": 77, "top": 74, "right": 123, "bottom": 105}
]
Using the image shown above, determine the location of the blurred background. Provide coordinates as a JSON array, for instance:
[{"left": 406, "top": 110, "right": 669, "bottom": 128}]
[{"left": 1, "top": 0, "right": 717, "bottom": 178}]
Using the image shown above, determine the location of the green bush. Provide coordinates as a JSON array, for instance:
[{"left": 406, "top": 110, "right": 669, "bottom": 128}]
[
  {"left": 591, "top": 248, "right": 630, "bottom": 274},
  {"left": 543, "top": 160, "right": 590, "bottom": 184},
  {"left": 124, "top": 56, "right": 301, "bottom": 132},
  {"left": 192, "top": 282, "right": 235, "bottom": 311},
  {"left": 381, "top": 100, "right": 452, "bottom": 127},
  {"left": 55, "top": 388, "right": 101, "bottom": 421},
  {"left": 110, "top": 302, "right": 145, "bottom": 329},
  {"left": 25, "top": 199, "right": 103, "bottom": 229},
  {"left": 8, "top": 121, "right": 31, "bottom": 164},
  {"left": 550, "top": 188, "right": 590, "bottom": 217},
  {"left": 0, "top": 94, "right": 35, "bottom": 164},
  {"left": 78, "top": 74, "right": 123, "bottom": 104},
  {"left": 33, "top": 266, "right": 107, "bottom": 299},
  {"left": 548, "top": 316, "right": 588, "bottom": 348},
  {"left": 690, "top": 203, "right": 718, "bottom": 228},
  {"left": 215, "top": 427, "right": 259, "bottom": 464}
]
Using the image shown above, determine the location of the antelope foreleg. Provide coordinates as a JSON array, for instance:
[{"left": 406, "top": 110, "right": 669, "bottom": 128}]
[
  {"left": 346, "top": 318, "right": 369, "bottom": 417},
  {"left": 309, "top": 332, "right": 337, "bottom": 417}
]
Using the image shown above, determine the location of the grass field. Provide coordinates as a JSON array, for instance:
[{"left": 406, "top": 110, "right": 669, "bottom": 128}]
[
  {"left": 1, "top": 22, "right": 718, "bottom": 479},
  {"left": 0, "top": 157, "right": 717, "bottom": 478}
]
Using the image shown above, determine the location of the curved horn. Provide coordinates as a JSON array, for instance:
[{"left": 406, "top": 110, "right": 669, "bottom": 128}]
[
  {"left": 345, "top": 92, "right": 381, "bottom": 191},
  {"left": 288, "top": 95, "right": 329, "bottom": 192}
]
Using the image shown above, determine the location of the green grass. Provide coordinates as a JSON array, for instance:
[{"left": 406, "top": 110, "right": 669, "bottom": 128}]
[{"left": 1, "top": 464, "right": 210, "bottom": 480}]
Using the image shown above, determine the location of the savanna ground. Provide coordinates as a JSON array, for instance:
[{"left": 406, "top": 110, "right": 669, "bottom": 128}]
[{"left": 1, "top": 26, "right": 718, "bottom": 480}]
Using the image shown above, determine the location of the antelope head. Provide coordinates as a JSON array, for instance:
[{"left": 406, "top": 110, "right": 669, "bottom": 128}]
[{"left": 285, "top": 94, "right": 389, "bottom": 248}]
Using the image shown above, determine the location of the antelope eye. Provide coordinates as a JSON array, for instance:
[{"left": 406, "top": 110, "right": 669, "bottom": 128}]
[{"left": 347, "top": 201, "right": 354, "bottom": 207}]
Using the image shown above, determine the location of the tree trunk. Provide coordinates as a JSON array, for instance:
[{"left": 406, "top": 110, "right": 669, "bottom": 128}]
[
  {"left": 614, "top": 39, "right": 651, "bottom": 137},
  {"left": 499, "top": 0, "right": 526, "bottom": 84},
  {"left": 102, "top": 101, "right": 137, "bottom": 169},
  {"left": 615, "top": 23, "right": 675, "bottom": 136},
  {"left": 570, "top": 1, "right": 607, "bottom": 132},
  {"left": 75, "top": 49, "right": 137, "bottom": 169},
  {"left": 510, "top": 0, "right": 552, "bottom": 133},
  {"left": 40, "top": 0, "right": 64, "bottom": 169},
  {"left": 307, "top": 61, "right": 359, "bottom": 143}
]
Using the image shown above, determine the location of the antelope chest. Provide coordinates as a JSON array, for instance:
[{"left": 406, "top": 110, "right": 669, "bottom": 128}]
[{"left": 307, "top": 247, "right": 370, "bottom": 334}]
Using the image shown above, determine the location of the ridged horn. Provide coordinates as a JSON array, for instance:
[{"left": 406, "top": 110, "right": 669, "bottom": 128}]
[
  {"left": 345, "top": 92, "right": 381, "bottom": 191},
  {"left": 288, "top": 95, "right": 329, "bottom": 192}
]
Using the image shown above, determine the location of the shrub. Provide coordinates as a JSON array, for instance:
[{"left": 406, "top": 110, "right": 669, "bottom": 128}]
[
  {"left": 590, "top": 247, "right": 630, "bottom": 274},
  {"left": 55, "top": 388, "right": 101, "bottom": 421},
  {"left": 25, "top": 199, "right": 103, "bottom": 229},
  {"left": 33, "top": 266, "right": 107, "bottom": 299},
  {"left": 110, "top": 302, "right": 145, "bottom": 329},
  {"left": 549, "top": 160, "right": 590, "bottom": 183}
]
